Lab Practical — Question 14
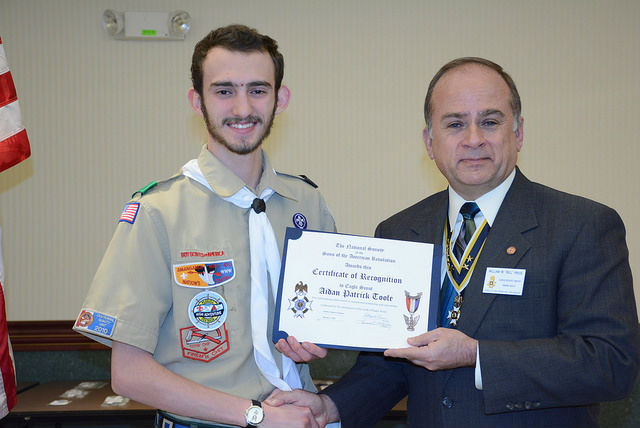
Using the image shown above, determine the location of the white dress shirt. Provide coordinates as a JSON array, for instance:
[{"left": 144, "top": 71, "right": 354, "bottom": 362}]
[{"left": 442, "top": 169, "right": 516, "bottom": 390}]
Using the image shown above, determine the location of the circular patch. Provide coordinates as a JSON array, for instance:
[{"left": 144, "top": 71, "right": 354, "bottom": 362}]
[
  {"left": 188, "top": 290, "right": 228, "bottom": 331},
  {"left": 292, "top": 212, "right": 308, "bottom": 229}
]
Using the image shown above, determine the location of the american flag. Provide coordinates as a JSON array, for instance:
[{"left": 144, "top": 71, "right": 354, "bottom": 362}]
[
  {"left": 0, "top": 37, "right": 30, "bottom": 172},
  {"left": 0, "top": 230, "right": 17, "bottom": 418},
  {"left": 0, "top": 36, "right": 27, "bottom": 419},
  {"left": 119, "top": 202, "right": 140, "bottom": 224}
]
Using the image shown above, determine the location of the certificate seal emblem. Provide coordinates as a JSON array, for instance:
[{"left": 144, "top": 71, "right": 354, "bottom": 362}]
[
  {"left": 188, "top": 290, "right": 228, "bottom": 331},
  {"left": 288, "top": 281, "right": 312, "bottom": 318}
]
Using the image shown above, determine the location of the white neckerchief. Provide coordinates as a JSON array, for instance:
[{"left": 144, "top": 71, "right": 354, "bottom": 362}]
[{"left": 182, "top": 159, "right": 301, "bottom": 391}]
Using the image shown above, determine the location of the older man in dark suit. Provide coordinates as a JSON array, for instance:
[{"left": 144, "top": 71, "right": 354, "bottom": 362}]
[{"left": 269, "top": 57, "right": 640, "bottom": 427}]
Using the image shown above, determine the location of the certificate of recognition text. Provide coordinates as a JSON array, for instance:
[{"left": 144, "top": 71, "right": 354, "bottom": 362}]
[{"left": 272, "top": 228, "right": 440, "bottom": 351}]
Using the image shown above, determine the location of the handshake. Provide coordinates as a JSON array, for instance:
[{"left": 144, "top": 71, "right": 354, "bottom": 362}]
[
  {"left": 262, "top": 328, "right": 478, "bottom": 427},
  {"left": 263, "top": 387, "right": 339, "bottom": 428},
  {"left": 257, "top": 336, "right": 339, "bottom": 428}
]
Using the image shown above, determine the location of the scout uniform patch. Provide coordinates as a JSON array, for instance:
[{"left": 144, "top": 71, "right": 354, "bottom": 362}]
[
  {"left": 188, "top": 290, "right": 228, "bottom": 331},
  {"left": 119, "top": 202, "right": 140, "bottom": 224},
  {"left": 292, "top": 213, "right": 308, "bottom": 229},
  {"left": 173, "top": 260, "right": 235, "bottom": 288},
  {"left": 179, "top": 325, "right": 230, "bottom": 362},
  {"left": 74, "top": 309, "right": 116, "bottom": 337}
]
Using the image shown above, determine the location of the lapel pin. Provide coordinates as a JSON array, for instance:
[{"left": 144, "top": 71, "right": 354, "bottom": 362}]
[{"left": 506, "top": 246, "right": 516, "bottom": 255}]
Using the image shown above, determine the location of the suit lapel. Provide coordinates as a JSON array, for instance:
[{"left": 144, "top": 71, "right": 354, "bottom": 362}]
[
  {"left": 457, "top": 170, "right": 538, "bottom": 337},
  {"left": 408, "top": 191, "right": 448, "bottom": 245}
]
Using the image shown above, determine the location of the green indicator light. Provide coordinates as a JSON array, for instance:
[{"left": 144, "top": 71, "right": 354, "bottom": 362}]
[{"left": 141, "top": 29, "right": 157, "bottom": 36}]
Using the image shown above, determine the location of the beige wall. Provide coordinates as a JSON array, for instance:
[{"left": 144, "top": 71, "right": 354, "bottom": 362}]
[{"left": 0, "top": 0, "right": 638, "bottom": 320}]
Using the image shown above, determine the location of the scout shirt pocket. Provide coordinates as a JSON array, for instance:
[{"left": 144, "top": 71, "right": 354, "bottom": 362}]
[
  {"left": 172, "top": 244, "right": 237, "bottom": 363},
  {"left": 172, "top": 243, "right": 238, "bottom": 326}
]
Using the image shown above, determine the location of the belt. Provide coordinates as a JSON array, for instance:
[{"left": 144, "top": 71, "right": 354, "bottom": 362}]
[{"left": 155, "top": 411, "right": 235, "bottom": 428}]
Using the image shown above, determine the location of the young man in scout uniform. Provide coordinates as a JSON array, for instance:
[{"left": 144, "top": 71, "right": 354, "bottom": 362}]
[{"left": 74, "top": 25, "right": 334, "bottom": 428}]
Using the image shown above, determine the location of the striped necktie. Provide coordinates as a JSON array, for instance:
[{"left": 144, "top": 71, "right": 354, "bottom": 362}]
[
  {"left": 454, "top": 202, "right": 481, "bottom": 261},
  {"left": 440, "top": 202, "right": 481, "bottom": 327}
]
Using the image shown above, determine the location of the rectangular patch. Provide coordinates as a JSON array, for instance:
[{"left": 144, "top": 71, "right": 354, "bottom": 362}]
[
  {"left": 75, "top": 309, "right": 117, "bottom": 337},
  {"left": 119, "top": 202, "right": 140, "bottom": 224},
  {"left": 179, "top": 250, "right": 225, "bottom": 259}
]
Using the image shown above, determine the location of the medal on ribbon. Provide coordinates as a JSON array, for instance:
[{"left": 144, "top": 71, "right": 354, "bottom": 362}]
[
  {"left": 444, "top": 219, "right": 490, "bottom": 326},
  {"left": 403, "top": 291, "right": 422, "bottom": 331}
]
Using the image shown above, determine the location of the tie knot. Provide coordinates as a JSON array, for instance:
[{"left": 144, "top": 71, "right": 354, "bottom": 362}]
[
  {"left": 460, "top": 202, "right": 480, "bottom": 220},
  {"left": 251, "top": 198, "right": 266, "bottom": 214}
]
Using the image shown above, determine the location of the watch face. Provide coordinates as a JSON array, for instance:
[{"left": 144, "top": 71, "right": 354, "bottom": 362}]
[{"left": 246, "top": 406, "right": 264, "bottom": 425}]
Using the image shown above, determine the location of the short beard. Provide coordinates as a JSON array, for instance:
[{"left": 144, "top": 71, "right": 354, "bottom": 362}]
[{"left": 201, "top": 102, "right": 276, "bottom": 155}]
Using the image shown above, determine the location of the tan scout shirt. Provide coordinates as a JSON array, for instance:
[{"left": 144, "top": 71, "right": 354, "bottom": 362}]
[{"left": 74, "top": 146, "right": 336, "bottom": 404}]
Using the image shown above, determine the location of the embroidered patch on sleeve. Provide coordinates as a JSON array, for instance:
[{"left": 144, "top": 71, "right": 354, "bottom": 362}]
[
  {"left": 119, "top": 202, "right": 140, "bottom": 224},
  {"left": 75, "top": 309, "right": 117, "bottom": 337}
]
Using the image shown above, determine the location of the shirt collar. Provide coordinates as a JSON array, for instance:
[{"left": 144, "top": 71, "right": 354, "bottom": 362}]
[
  {"left": 196, "top": 145, "right": 297, "bottom": 200},
  {"left": 256, "top": 155, "right": 297, "bottom": 201},
  {"left": 447, "top": 168, "right": 516, "bottom": 227}
]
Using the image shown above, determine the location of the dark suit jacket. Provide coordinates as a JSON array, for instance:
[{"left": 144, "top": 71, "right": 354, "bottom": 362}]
[{"left": 323, "top": 169, "right": 640, "bottom": 428}]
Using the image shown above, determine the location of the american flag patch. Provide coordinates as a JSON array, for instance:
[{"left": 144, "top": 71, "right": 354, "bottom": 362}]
[{"left": 119, "top": 202, "right": 140, "bottom": 224}]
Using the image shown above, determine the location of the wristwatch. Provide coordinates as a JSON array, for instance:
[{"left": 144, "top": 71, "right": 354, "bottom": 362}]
[{"left": 245, "top": 399, "right": 264, "bottom": 427}]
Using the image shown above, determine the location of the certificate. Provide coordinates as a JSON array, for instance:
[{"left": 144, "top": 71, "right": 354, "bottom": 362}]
[{"left": 272, "top": 228, "right": 441, "bottom": 352}]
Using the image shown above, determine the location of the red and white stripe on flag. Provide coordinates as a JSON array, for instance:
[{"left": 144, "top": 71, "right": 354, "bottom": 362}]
[
  {"left": 119, "top": 202, "right": 140, "bottom": 224},
  {"left": 0, "top": 36, "right": 31, "bottom": 174},
  {"left": 0, "top": 36, "right": 22, "bottom": 418},
  {"left": 0, "top": 227, "right": 17, "bottom": 418}
]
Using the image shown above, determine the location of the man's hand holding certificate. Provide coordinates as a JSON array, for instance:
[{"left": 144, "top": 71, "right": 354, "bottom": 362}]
[{"left": 273, "top": 228, "right": 440, "bottom": 351}]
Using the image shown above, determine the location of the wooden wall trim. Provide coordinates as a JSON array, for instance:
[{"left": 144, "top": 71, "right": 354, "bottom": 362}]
[{"left": 7, "top": 320, "right": 109, "bottom": 352}]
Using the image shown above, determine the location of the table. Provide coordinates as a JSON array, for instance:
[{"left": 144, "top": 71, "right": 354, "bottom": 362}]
[
  {"left": 2, "top": 380, "right": 408, "bottom": 428},
  {"left": 0, "top": 381, "right": 155, "bottom": 428}
]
